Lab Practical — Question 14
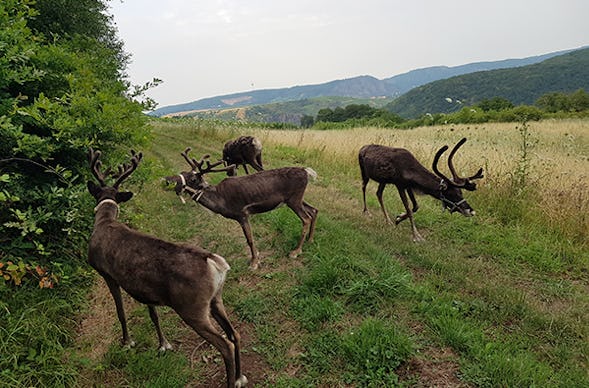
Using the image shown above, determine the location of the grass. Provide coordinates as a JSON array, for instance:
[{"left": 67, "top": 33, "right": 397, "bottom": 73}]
[{"left": 59, "top": 118, "right": 589, "bottom": 386}]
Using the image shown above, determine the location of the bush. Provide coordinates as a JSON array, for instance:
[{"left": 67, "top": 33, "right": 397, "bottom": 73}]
[{"left": 0, "top": 1, "right": 152, "bottom": 385}]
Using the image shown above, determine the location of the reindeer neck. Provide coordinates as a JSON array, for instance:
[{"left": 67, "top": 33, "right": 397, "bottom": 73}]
[
  {"left": 412, "top": 169, "right": 445, "bottom": 198},
  {"left": 195, "top": 186, "right": 228, "bottom": 213},
  {"left": 93, "top": 199, "right": 120, "bottom": 224}
]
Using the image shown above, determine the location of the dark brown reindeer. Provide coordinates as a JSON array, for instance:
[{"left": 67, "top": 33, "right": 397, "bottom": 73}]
[
  {"left": 166, "top": 147, "right": 318, "bottom": 270},
  {"left": 87, "top": 149, "right": 247, "bottom": 388},
  {"left": 222, "top": 136, "right": 264, "bottom": 176},
  {"left": 358, "top": 138, "right": 483, "bottom": 241}
]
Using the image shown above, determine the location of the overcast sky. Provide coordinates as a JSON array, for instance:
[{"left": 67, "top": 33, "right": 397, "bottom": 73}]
[{"left": 108, "top": 0, "right": 589, "bottom": 108}]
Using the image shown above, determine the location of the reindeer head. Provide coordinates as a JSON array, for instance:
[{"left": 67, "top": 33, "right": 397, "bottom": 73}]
[
  {"left": 432, "top": 138, "right": 484, "bottom": 216},
  {"left": 168, "top": 148, "right": 235, "bottom": 201},
  {"left": 87, "top": 148, "right": 143, "bottom": 204}
]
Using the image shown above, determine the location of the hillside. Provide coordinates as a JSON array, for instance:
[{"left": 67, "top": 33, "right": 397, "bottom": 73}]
[
  {"left": 387, "top": 47, "right": 589, "bottom": 118},
  {"left": 177, "top": 96, "right": 391, "bottom": 124},
  {"left": 381, "top": 49, "right": 578, "bottom": 95},
  {"left": 150, "top": 47, "right": 580, "bottom": 117},
  {"left": 152, "top": 76, "right": 389, "bottom": 117}
]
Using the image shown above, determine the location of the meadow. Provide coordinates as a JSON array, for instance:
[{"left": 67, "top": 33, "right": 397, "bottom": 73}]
[{"left": 73, "top": 118, "right": 588, "bottom": 387}]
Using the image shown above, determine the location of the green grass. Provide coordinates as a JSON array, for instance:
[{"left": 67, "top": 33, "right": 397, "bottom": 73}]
[{"left": 32, "top": 118, "right": 585, "bottom": 387}]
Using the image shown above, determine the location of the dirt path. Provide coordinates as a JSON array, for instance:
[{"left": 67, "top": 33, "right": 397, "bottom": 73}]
[{"left": 74, "top": 277, "right": 270, "bottom": 387}]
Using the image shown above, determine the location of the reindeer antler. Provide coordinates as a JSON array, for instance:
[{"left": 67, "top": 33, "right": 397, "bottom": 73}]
[
  {"left": 88, "top": 148, "right": 109, "bottom": 187},
  {"left": 180, "top": 148, "right": 234, "bottom": 175},
  {"left": 433, "top": 139, "right": 483, "bottom": 190},
  {"left": 181, "top": 148, "right": 211, "bottom": 171},
  {"left": 432, "top": 144, "right": 453, "bottom": 186},
  {"left": 113, "top": 150, "right": 143, "bottom": 189},
  {"left": 447, "top": 138, "right": 467, "bottom": 184},
  {"left": 447, "top": 138, "right": 484, "bottom": 190}
]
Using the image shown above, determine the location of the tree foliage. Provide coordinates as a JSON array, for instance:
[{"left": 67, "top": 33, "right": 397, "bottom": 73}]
[
  {"left": 315, "top": 104, "right": 404, "bottom": 127},
  {"left": 1, "top": 2, "right": 151, "bottom": 382},
  {"left": 1, "top": 0, "right": 152, "bottom": 277}
]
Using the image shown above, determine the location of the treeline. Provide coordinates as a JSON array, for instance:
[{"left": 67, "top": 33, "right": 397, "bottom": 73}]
[
  {"left": 1, "top": 1, "right": 151, "bottom": 385},
  {"left": 304, "top": 89, "right": 589, "bottom": 129}
]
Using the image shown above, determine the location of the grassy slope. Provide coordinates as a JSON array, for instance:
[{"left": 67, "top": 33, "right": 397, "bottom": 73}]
[{"left": 74, "top": 119, "right": 588, "bottom": 387}]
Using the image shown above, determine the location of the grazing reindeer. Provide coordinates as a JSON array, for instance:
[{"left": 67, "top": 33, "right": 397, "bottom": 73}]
[
  {"left": 87, "top": 149, "right": 247, "bottom": 388},
  {"left": 358, "top": 138, "right": 483, "bottom": 241},
  {"left": 166, "top": 148, "right": 318, "bottom": 270},
  {"left": 222, "top": 136, "right": 264, "bottom": 176}
]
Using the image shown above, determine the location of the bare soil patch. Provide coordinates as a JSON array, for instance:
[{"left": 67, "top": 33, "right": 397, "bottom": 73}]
[{"left": 397, "top": 346, "right": 471, "bottom": 388}]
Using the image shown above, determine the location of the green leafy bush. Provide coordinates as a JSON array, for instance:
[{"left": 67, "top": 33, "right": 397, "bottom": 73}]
[{"left": 0, "top": 1, "right": 153, "bottom": 385}]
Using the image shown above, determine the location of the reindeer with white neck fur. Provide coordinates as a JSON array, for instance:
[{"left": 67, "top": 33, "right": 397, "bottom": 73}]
[
  {"left": 166, "top": 147, "right": 318, "bottom": 270},
  {"left": 87, "top": 148, "right": 247, "bottom": 388}
]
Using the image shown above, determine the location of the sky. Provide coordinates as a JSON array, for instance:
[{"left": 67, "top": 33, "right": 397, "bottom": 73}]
[{"left": 108, "top": 0, "right": 589, "bottom": 108}]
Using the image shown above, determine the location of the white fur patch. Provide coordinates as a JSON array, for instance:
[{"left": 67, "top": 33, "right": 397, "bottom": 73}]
[
  {"left": 94, "top": 199, "right": 119, "bottom": 217},
  {"left": 305, "top": 167, "right": 318, "bottom": 181},
  {"left": 236, "top": 375, "right": 248, "bottom": 387},
  {"left": 207, "top": 254, "right": 230, "bottom": 290},
  {"left": 252, "top": 137, "right": 262, "bottom": 151}
]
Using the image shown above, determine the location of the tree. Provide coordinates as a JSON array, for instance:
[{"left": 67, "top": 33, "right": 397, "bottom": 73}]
[
  {"left": 300, "top": 114, "right": 314, "bottom": 128},
  {"left": 0, "top": 0, "right": 149, "bottom": 287},
  {"left": 477, "top": 97, "right": 514, "bottom": 112},
  {"left": 569, "top": 89, "right": 589, "bottom": 112},
  {"left": 1, "top": 2, "right": 154, "bottom": 383}
]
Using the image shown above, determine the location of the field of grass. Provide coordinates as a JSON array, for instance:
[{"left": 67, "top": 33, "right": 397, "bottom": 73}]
[{"left": 73, "top": 118, "right": 588, "bottom": 387}]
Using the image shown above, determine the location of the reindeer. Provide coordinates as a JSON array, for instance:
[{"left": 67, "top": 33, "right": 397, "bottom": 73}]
[
  {"left": 222, "top": 136, "right": 264, "bottom": 176},
  {"left": 358, "top": 138, "right": 483, "bottom": 242},
  {"left": 166, "top": 148, "right": 318, "bottom": 270},
  {"left": 87, "top": 149, "right": 247, "bottom": 388}
]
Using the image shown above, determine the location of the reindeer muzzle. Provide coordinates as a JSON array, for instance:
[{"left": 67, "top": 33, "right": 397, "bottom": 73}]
[{"left": 441, "top": 197, "right": 475, "bottom": 217}]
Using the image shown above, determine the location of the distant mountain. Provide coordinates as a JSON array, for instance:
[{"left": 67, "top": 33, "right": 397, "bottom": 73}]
[
  {"left": 151, "top": 47, "right": 583, "bottom": 117},
  {"left": 151, "top": 75, "right": 388, "bottom": 116},
  {"left": 381, "top": 50, "right": 579, "bottom": 96},
  {"left": 386, "top": 47, "right": 589, "bottom": 118}
]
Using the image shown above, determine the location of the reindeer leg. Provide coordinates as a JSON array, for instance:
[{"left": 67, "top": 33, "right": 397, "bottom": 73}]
[
  {"left": 254, "top": 154, "right": 264, "bottom": 171},
  {"left": 303, "top": 201, "right": 318, "bottom": 242},
  {"left": 376, "top": 183, "right": 393, "bottom": 224},
  {"left": 104, "top": 277, "right": 135, "bottom": 347},
  {"left": 147, "top": 305, "right": 172, "bottom": 351},
  {"left": 243, "top": 164, "right": 250, "bottom": 175},
  {"left": 408, "top": 188, "right": 419, "bottom": 213},
  {"left": 211, "top": 294, "right": 247, "bottom": 387},
  {"left": 396, "top": 187, "right": 424, "bottom": 242},
  {"left": 239, "top": 218, "right": 260, "bottom": 269},
  {"left": 178, "top": 309, "right": 238, "bottom": 388},
  {"left": 361, "top": 177, "right": 370, "bottom": 215},
  {"left": 395, "top": 188, "right": 419, "bottom": 225},
  {"left": 288, "top": 202, "right": 313, "bottom": 258}
]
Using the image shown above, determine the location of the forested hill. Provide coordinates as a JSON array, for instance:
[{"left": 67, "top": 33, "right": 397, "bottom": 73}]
[
  {"left": 380, "top": 49, "right": 579, "bottom": 96},
  {"left": 386, "top": 47, "right": 589, "bottom": 118},
  {"left": 150, "top": 47, "right": 581, "bottom": 117}
]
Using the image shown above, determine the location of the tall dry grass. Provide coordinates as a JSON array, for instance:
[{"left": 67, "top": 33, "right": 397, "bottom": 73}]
[{"left": 230, "top": 119, "right": 589, "bottom": 246}]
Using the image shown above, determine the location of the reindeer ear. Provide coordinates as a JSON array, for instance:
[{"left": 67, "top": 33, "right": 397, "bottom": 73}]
[
  {"left": 87, "top": 181, "right": 101, "bottom": 197},
  {"left": 116, "top": 191, "right": 133, "bottom": 203}
]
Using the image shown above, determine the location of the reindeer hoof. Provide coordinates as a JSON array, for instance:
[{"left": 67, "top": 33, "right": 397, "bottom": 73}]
[
  {"left": 412, "top": 234, "right": 425, "bottom": 243},
  {"left": 158, "top": 340, "right": 173, "bottom": 352},
  {"left": 288, "top": 250, "right": 301, "bottom": 259},
  {"left": 235, "top": 374, "right": 248, "bottom": 387},
  {"left": 122, "top": 339, "right": 136, "bottom": 349}
]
